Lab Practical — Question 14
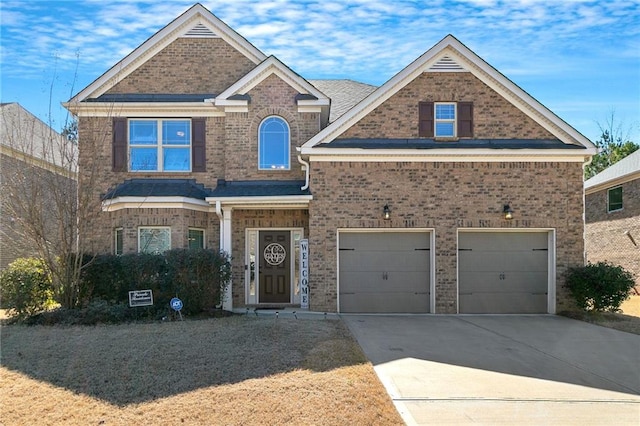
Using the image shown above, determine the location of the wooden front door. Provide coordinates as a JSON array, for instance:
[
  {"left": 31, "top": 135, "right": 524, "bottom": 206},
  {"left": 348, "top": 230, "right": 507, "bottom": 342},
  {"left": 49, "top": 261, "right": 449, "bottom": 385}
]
[{"left": 259, "top": 230, "right": 291, "bottom": 303}]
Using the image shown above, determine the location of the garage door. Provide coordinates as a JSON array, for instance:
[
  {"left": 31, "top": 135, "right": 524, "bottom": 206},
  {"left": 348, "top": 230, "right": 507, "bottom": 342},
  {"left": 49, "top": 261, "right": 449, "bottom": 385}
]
[
  {"left": 458, "top": 232, "right": 549, "bottom": 314},
  {"left": 339, "top": 232, "right": 430, "bottom": 313}
]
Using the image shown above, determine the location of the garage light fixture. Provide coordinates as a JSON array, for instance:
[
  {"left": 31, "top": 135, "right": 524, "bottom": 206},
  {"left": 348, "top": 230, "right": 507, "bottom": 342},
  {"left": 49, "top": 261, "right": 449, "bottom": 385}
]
[
  {"left": 503, "top": 204, "right": 514, "bottom": 220},
  {"left": 383, "top": 204, "right": 391, "bottom": 220}
]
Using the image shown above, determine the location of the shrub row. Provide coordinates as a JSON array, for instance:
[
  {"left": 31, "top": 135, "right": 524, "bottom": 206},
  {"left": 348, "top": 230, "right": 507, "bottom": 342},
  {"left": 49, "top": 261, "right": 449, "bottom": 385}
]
[
  {"left": 1, "top": 249, "right": 231, "bottom": 323},
  {"left": 80, "top": 249, "right": 232, "bottom": 318}
]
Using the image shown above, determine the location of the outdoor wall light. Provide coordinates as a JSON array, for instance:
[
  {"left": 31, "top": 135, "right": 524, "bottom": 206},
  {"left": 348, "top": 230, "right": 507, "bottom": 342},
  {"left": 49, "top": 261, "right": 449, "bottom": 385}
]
[
  {"left": 383, "top": 204, "right": 391, "bottom": 220},
  {"left": 503, "top": 204, "right": 514, "bottom": 220}
]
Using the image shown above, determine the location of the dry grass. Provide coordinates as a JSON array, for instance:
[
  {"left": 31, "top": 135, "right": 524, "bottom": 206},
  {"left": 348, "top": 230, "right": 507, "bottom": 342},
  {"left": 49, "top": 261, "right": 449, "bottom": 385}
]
[
  {"left": 561, "top": 294, "right": 640, "bottom": 335},
  {"left": 0, "top": 316, "right": 403, "bottom": 425}
]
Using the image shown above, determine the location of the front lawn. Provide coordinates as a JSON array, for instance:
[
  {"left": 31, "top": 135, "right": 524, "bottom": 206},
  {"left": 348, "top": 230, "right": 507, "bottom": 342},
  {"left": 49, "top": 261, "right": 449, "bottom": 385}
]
[{"left": 0, "top": 315, "right": 403, "bottom": 425}]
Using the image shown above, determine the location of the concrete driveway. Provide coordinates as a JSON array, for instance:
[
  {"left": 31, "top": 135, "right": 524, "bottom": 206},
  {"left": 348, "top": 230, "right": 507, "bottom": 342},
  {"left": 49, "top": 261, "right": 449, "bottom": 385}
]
[{"left": 343, "top": 315, "right": 640, "bottom": 425}]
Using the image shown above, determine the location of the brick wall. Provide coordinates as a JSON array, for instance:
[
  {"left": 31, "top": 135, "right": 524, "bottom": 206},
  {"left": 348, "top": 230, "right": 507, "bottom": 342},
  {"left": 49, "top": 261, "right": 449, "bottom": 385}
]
[
  {"left": 585, "top": 179, "right": 640, "bottom": 285},
  {"left": 1, "top": 153, "right": 77, "bottom": 268},
  {"left": 77, "top": 74, "right": 318, "bottom": 255},
  {"left": 78, "top": 116, "right": 221, "bottom": 253},
  {"left": 224, "top": 74, "right": 318, "bottom": 181},
  {"left": 341, "top": 72, "right": 556, "bottom": 140},
  {"left": 107, "top": 38, "right": 257, "bottom": 95},
  {"left": 308, "top": 161, "right": 585, "bottom": 313}
]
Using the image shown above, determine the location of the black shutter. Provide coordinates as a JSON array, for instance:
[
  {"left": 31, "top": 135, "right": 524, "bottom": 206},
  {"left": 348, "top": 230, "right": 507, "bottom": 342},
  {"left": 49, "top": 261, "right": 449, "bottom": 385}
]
[
  {"left": 112, "top": 118, "right": 127, "bottom": 172},
  {"left": 457, "top": 102, "right": 473, "bottom": 138},
  {"left": 418, "top": 102, "right": 434, "bottom": 137},
  {"left": 192, "top": 118, "right": 206, "bottom": 172}
]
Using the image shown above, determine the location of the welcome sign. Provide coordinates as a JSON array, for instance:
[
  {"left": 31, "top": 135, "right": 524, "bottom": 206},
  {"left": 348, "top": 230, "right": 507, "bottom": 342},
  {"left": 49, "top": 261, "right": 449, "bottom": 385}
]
[{"left": 300, "top": 239, "right": 309, "bottom": 309}]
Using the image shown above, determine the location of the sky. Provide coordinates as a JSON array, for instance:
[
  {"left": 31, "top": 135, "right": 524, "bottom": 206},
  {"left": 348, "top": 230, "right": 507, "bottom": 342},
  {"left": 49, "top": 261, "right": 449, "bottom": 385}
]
[{"left": 1, "top": 0, "right": 639, "bottom": 143}]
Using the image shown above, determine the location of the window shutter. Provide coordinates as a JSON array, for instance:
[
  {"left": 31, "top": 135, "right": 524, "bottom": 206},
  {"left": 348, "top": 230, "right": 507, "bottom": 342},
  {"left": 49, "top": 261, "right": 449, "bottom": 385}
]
[
  {"left": 457, "top": 102, "right": 473, "bottom": 138},
  {"left": 112, "top": 118, "right": 127, "bottom": 172},
  {"left": 192, "top": 118, "right": 206, "bottom": 172},
  {"left": 418, "top": 102, "right": 434, "bottom": 137}
]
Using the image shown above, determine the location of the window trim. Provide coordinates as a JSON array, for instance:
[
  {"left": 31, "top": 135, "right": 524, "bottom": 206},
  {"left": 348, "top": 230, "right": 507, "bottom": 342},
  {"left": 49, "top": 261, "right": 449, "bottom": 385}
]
[
  {"left": 434, "top": 102, "right": 457, "bottom": 138},
  {"left": 607, "top": 186, "right": 623, "bottom": 213},
  {"left": 114, "top": 227, "right": 123, "bottom": 256},
  {"left": 188, "top": 228, "right": 206, "bottom": 249},
  {"left": 258, "top": 116, "right": 291, "bottom": 170},
  {"left": 129, "top": 119, "right": 192, "bottom": 172},
  {"left": 138, "top": 226, "right": 172, "bottom": 254}
]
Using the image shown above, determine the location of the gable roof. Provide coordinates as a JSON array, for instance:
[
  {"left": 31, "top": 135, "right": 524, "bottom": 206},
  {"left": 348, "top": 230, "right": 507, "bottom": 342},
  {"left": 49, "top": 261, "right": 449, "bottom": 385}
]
[
  {"left": 213, "top": 56, "right": 330, "bottom": 120},
  {"left": 301, "top": 35, "right": 597, "bottom": 156},
  {"left": 585, "top": 150, "right": 640, "bottom": 193},
  {"left": 69, "top": 3, "right": 267, "bottom": 103}
]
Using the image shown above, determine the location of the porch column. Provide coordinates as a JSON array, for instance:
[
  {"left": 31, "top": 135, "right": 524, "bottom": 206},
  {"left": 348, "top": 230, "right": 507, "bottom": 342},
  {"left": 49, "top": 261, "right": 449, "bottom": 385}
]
[{"left": 221, "top": 207, "right": 233, "bottom": 311}]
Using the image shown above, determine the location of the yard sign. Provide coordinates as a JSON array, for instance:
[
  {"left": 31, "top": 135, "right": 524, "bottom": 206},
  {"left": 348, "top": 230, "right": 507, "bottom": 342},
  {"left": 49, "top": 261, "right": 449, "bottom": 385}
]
[{"left": 129, "top": 290, "right": 153, "bottom": 307}]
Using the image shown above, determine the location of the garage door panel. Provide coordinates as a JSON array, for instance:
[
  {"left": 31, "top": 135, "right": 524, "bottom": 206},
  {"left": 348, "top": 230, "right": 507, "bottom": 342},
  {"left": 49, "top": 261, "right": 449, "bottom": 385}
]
[
  {"left": 340, "top": 271, "right": 429, "bottom": 293},
  {"left": 341, "top": 250, "right": 430, "bottom": 272},
  {"left": 459, "top": 271, "right": 548, "bottom": 293},
  {"left": 459, "top": 251, "right": 548, "bottom": 272},
  {"left": 340, "top": 292, "right": 429, "bottom": 313},
  {"left": 458, "top": 232, "right": 549, "bottom": 314},
  {"left": 340, "top": 232, "right": 429, "bottom": 251},
  {"left": 459, "top": 293, "right": 548, "bottom": 314},
  {"left": 339, "top": 231, "right": 430, "bottom": 313},
  {"left": 460, "top": 232, "right": 547, "bottom": 251}
]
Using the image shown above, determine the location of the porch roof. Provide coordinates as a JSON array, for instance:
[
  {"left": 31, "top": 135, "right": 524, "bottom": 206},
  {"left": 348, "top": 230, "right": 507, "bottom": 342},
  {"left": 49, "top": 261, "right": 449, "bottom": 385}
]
[
  {"left": 208, "top": 180, "right": 310, "bottom": 197},
  {"left": 102, "top": 179, "right": 212, "bottom": 200}
]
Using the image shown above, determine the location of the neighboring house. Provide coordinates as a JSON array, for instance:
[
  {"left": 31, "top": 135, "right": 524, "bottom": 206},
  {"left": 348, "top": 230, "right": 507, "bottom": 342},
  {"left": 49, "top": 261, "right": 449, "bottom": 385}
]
[
  {"left": 0, "top": 103, "right": 77, "bottom": 269},
  {"left": 64, "top": 4, "right": 596, "bottom": 314},
  {"left": 585, "top": 150, "right": 640, "bottom": 286}
]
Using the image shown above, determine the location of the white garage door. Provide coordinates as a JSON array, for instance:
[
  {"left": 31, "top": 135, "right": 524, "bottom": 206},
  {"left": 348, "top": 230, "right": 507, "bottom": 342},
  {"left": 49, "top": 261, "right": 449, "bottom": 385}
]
[
  {"left": 339, "top": 232, "right": 431, "bottom": 313},
  {"left": 458, "top": 232, "right": 549, "bottom": 314}
]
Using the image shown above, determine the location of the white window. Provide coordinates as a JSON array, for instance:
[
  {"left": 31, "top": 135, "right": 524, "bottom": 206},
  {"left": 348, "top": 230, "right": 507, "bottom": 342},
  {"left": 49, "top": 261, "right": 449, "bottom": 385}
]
[
  {"left": 188, "top": 228, "right": 205, "bottom": 249},
  {"left": 114, "top": 227, "right": 123, "bottom": 255},
  {"left": 138, "top": 227, "right": 171, "bottom": 254},
  {"left": 435, "top": 103, "right": 456, "bottom": 137},
  {"left": 258, "top": 116, "right": 290, "bottom": 170},
  {"left": 129, "top": 119, "right": 191, "bottom": 172},
  {"left": 607, "top": 186, "right": 623, "bottom": 212}
]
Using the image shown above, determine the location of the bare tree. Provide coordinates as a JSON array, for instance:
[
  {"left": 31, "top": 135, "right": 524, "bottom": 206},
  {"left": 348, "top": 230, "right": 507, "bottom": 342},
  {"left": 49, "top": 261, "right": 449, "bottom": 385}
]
[{"left": 585, "top": 111, "right": 639, "bottom": 179}]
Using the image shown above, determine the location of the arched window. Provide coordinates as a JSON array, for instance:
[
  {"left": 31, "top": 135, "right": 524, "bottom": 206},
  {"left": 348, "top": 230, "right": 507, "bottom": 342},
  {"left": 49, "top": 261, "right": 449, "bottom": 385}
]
[{"left": 259, "top": 116, "right": 290, "bottom": 170}]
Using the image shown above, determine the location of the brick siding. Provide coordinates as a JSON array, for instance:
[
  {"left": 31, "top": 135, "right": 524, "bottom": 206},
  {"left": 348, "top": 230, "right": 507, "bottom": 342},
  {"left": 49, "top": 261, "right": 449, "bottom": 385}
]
[
  {"left": 341, "top": 72, "right": 556, "bottom": 140},
  {"left": 1, "top": 153, "right": 77, "bottom": 268},
  {"left": 107, "top": 38, "right": 257, "bottom": 95},
  {"left": 585, "top": 179, "right": 640, "bottom": 285},
  {"left": 308, "top": 161, "right": 585, "bottom": 313}
]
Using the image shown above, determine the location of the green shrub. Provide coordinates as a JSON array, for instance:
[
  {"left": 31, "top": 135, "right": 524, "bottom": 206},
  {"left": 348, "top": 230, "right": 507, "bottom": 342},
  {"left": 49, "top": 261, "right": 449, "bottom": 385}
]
[
  {"left": 79, "top": 249, "right": 231, "bottom": 319},
  {"left": 565, "top": 261, "right": 635, "bottom": 312},
  {"left": 0, "top": 258, "right": 56, "bottom": 317}
]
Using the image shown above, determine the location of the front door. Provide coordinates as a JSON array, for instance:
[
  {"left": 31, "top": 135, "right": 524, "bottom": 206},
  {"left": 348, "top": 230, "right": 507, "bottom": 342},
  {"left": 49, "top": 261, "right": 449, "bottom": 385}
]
[{"left": 259, "top": 230, "right": 291, "bottom": 303}]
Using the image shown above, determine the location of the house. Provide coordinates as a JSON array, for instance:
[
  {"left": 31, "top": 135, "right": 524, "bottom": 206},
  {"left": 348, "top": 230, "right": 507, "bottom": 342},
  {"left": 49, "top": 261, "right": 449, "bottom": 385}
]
[
  {"left": 0, "top": 103, "right": 77, "bottom": 269},
  {"left": 64, "top": 4, "right": 596, "bottom": 314},
  {"left": 585, "top": 150, "right": 640, "bottom": 286}
]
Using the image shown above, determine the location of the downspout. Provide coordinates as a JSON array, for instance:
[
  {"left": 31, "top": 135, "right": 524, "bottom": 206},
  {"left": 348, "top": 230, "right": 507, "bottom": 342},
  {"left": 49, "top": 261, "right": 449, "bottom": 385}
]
[
  {"left": 215, "top": 200, "right": 223, "bottom": 251},
  {"left": 297, "top": 153, "right": 310, "bottom": 191}
]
